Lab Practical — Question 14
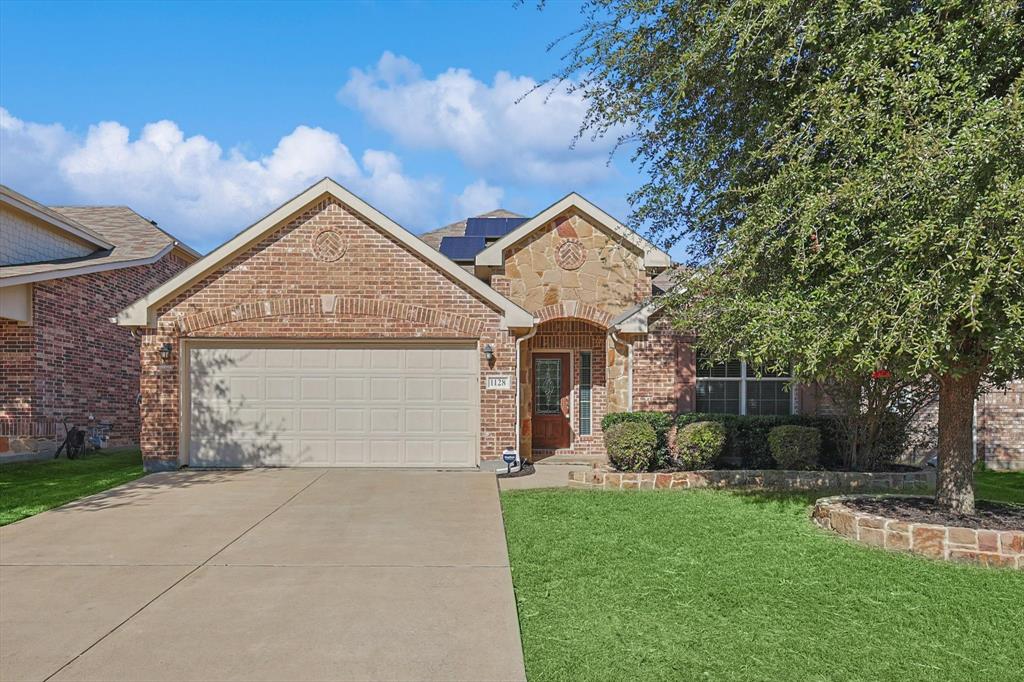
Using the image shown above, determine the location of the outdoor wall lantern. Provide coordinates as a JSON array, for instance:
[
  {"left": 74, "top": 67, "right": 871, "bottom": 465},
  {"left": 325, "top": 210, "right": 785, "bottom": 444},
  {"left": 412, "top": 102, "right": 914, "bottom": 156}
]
[
  {"left": 483, "top": 344, "right": 495, "bottom": 364},
  {"left": 159, "top": 343, "right": 173, "bottom": 362}
]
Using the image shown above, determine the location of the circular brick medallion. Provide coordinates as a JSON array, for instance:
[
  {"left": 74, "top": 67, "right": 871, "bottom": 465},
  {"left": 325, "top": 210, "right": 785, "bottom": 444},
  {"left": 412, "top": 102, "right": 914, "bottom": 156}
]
[
  {"left": 311, "top": 227, "right": 347, "bottom": 262},
  {"left": 555, "top": 238, "right": 586, "bottom": 270}
]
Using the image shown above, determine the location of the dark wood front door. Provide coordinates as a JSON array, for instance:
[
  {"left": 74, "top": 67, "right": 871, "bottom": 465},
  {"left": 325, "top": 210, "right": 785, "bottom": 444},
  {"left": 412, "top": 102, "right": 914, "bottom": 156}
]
[{"left": 533, "top": 352, "right": 571, "bottom": 449}]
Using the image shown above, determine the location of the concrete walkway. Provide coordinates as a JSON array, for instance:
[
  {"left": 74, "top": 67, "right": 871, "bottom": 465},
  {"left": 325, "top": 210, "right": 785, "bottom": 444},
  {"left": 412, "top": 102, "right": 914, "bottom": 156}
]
[
  {"left": 0, "top": 469, "right": 525, "bottom": 682},
  {"left": 496, "top": 463, "right": 590, "bottom": 490}
]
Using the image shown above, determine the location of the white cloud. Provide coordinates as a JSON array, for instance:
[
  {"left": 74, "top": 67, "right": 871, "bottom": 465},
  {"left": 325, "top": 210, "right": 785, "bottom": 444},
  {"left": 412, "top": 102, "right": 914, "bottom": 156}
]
[
  {"left": 454, "top": 179, "right": 505, "bottom": 217},
  {"left": 0, "top": 107, "right": 441, "bottom": 250},
  {"left": 340, "top": 52, "right": 624, "bottom": 185}
]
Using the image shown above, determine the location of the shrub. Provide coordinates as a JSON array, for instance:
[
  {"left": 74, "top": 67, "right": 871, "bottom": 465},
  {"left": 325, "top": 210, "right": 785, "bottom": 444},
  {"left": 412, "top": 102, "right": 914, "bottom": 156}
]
[
  {"left": 602, "top": 412, "right": 674, "bottom": 466},
  {"left": 768, "top": 425, "right": 822, "bottom": 470},
  {"left": 676, "top": 421, "right": 727, "bottom": 469},
  {"left": 676, "top": 412, "right": 840, "bottom": 468},
  {"left": 604, "top": 421, "right": 658, "bottom": 472}
]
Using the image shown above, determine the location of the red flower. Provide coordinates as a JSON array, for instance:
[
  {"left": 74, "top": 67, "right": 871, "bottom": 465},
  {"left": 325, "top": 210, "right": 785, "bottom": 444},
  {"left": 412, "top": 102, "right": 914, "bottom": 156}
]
[{"left": 871, "top": 369, "right": 892, "bottom": 380}]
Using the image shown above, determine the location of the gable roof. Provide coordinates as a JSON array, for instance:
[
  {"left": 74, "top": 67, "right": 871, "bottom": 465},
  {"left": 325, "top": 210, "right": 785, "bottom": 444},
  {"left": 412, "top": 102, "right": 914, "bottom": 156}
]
[
  {"left": 115, "top": 178, "right": 535, "bottom": 329},
  {"left": 611, "top": 267, "right": 692, "bottom": 333},
  {"left": 1, "top": 184, "right": 113, "bottom": 251},
  {"left": 419, "top": 209, "right": 525, "bottom": 250},
  {"left": 1, "top": 186, "right": 200, "bottom": 288},
  {"left": 474, "top": 193, "right": 672, "bottom": 269}
]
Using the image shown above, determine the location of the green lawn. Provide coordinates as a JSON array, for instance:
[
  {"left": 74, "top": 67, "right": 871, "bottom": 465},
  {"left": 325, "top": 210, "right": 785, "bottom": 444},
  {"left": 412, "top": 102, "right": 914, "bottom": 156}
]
[
  {"left": 976, "top": 469, "right": 1024, "bottom": 504},
  {"left": 0, "top": 449, "right": 145, "bottom": 525},
  {"left": 502, "top": 476, "right": 1024, "bottom": 682}
]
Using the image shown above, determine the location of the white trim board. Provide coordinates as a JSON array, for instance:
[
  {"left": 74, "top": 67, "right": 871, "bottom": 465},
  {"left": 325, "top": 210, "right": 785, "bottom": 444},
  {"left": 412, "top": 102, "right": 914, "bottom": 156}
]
[{"left": 115, "top": 178, "right": 535, "bottom": 330}]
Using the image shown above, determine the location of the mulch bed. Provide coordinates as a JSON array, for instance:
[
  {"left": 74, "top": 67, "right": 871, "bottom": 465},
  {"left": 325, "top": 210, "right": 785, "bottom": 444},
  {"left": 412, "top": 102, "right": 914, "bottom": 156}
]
[{"left": 844, "top": 496, "right": 1024, "bottom": 530}]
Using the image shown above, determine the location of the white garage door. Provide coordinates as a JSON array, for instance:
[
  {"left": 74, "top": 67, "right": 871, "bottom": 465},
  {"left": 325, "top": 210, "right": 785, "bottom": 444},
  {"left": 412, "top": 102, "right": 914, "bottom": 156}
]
[{"left": 187, "top": 344, "right": 479, "bottom": 468}]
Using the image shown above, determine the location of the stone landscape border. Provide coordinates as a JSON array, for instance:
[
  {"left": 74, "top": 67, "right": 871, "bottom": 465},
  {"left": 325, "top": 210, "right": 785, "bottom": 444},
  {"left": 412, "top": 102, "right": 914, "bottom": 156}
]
[
  {"left": 812, "top": 495, "right": 1023, "bottom": 569},
  {"left": 567, "top": 466, "right": 935, "bottom": 492}
]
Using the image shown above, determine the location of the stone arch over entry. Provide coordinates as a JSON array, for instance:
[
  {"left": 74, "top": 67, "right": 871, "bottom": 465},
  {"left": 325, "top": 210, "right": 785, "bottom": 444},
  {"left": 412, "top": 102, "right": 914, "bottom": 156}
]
[
  {"left": 174, "top": 296, "right": 485, "bottom": 337},
  {"left": 534, "top": 301, "right": 612, "bottom": 329}
]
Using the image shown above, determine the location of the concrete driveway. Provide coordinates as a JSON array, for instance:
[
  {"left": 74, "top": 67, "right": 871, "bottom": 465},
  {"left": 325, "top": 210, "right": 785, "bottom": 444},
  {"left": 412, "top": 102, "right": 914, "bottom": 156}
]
[{"left": 0, "top": 469, "right": 525, "bottom": 682}]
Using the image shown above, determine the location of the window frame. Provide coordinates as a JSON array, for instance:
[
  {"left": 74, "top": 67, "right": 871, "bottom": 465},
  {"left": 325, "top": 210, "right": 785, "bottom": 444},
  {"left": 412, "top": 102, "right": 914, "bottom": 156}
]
[
  {"left": 579, "top": 351, "right": 592, "bottom": 435},
  {"left": 696, "top": 358, "right": 796, "bottom": 416}
]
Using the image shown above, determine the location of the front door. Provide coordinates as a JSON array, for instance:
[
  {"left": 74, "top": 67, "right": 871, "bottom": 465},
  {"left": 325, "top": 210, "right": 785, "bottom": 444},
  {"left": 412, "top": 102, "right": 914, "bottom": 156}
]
[{"left": 532, "top": 352, "right": 570, "bottom": 449}]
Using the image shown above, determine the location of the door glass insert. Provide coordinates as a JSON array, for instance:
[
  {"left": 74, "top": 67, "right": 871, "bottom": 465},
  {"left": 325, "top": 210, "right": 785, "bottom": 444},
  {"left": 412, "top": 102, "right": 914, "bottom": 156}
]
[{"left": 535, "top": 358, "right": 562, "bottom": 414}]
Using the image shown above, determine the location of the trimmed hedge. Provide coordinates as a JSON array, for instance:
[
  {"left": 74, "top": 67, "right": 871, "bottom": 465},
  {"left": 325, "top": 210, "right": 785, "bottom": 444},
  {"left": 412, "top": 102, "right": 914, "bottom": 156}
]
[
  {"left": 604, "top": 422, "right": 658, "bottom": 472},
  {"left": 768, "top": 425, "right": 822, "bottom": 470},
  {"left": 675, "top": 413, "right": 840, "bottom": 468},
  {"left": 676, "top": 421, "right": 727, "bottom": 469},
  {"left": 602, "top": 412, "right": 674, "bottom": 466}
]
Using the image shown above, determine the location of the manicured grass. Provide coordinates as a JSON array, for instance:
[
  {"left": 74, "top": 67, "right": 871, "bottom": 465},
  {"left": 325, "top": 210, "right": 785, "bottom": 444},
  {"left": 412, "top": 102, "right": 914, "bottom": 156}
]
[
  {"left": 502, "top": 485, "right": 1023, "bottom": 681},
  {"left": 0, "top": 449, "right": 145, "bottom": 525},
  {"left": 976, "top": 469, "right": 1024, "bottom": 504}
]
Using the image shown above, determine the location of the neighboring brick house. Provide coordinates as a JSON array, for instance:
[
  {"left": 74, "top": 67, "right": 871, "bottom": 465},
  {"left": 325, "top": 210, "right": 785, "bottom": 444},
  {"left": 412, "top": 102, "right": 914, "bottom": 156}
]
[
  {"left": 0, "top": 184, "right": 198, "bottom": 456},
  {"left": 976, "top": 382, "right": 1024, "bottom": 471},
  {"left": 113, "top": 178, "right": 1021, "bottom": 472}
]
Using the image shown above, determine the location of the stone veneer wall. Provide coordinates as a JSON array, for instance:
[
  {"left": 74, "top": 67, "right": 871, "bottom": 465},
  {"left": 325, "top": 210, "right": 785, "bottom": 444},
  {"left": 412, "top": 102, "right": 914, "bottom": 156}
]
[
  {"left": 502, "top": 210, "right": 648, "bottom": 315},
  {"left": 568, "top": 466, "right": 935, "bottom": 491},
  {"left": 498, "top": 208, "right": 651, "bottom": 458},
  {"left": 813, "top": 496, "right": 1023, "bottom": 569}
]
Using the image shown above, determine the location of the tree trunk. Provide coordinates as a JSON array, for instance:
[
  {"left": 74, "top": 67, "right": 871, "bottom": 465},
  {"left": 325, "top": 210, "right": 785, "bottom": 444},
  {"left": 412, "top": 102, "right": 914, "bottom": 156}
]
[{"left": 935, "top": 370, "right": 982, "bottom": 515}]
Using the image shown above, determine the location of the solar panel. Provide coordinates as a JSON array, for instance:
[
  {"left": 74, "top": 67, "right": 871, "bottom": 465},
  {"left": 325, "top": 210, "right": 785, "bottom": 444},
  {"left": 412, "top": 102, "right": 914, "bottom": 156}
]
[
  {"left": 439, "top": 235, "right": 487, "bottom": 261},
  {"left": 464, "top": 217, "right": 528, "bottom": 237}
]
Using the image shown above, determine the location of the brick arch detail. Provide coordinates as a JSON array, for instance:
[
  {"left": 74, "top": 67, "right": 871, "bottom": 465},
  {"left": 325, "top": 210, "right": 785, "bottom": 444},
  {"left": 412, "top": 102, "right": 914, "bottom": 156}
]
[
  {"left": 534, "top": 301, "right": 612, "bottom": 329},
  {"left": 174, "top": 296, "right": 485, "bottom": 337}
]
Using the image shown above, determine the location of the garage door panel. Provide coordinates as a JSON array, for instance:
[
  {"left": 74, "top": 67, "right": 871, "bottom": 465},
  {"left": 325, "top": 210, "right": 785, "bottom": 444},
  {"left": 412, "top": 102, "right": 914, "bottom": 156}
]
[
  {"left": 369, "top": 377, "right": 401, "bottom": 401},
  {"left": 265, "top": 377, "right": 296, "bottom": 400},
  {"left": 440, "top": 377, "right": 473, "bottom": 403},
  {"left": 439, "top": 440, "right": 474, "bottom": 466},
  {"left": 369, "top": 408, "right": 401, "bottom": 433},
  {"left": 265, "top": 349, "right": 296, "bottom": 368},
  {"left": 297, "top": 440, "right": 332, "bottom": 465},
  {"left": 189, "top": 345, "right": 478, "bottom": 468},
  {"left": 335, "top": 377, "right": 366, "bottom": 401},
  {"left": 405, "top": 409, "right": 435, "bottom": 433},
  {"left": 335, "top": 439, "right": 368, "bottom": 465},
  {"left": 404, "top": 440, "right": 438, "bottom": 464},
  {"left": 405, "top": 348, "right": 436, "bottom": 369},
  {"left": 369, "top": 440, "right": 402, "bottom": 464},
  {"left": 335, "top": 408, "right": 364, "bottom": 432},
  {"left": 405, "top": 377, "right": 436, "bottom": 401},
  {"left": 300, "top": 377, "right": 331, "bottom": 401},
  {"left": 370, "top": 348, "right": 401, "bottom": 369},
  {"left": 300, "top": 408, "right": 332, "bottom": 432},
  {"left": 440, "top": 409, "right": 471, "bottom": 434},
  {"left": 299, "top": 349, "right": 331, "bottom": 369},
  {"left": 333, "top": 348, "right": 365, "bottom": 368}
]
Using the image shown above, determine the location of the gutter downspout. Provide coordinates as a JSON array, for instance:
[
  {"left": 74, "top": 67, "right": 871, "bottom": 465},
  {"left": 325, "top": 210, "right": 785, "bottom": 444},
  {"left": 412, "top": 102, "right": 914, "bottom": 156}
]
[
  {"left": 515, "top": 325, "right": 539, "bottom": 458},
  {"left": 609, "top": 328, "right": 633, "bottom": 412}
]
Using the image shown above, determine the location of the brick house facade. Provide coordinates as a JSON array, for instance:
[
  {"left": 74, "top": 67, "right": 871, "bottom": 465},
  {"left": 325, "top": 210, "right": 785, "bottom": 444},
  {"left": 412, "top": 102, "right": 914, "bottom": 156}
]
[
  {"left": 113, "top": 178, "right": 1021, "bottom": 472},
  {"left": 1, "top": 185, "right": 198, "bottom": 455},
  {"left": 976, "top": 381, "right": 1024, "bottom": 471}
]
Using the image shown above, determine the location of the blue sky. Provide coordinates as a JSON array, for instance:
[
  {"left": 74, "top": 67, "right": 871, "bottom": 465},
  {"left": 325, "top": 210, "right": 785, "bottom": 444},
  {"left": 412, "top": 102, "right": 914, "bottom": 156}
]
[{"left": 0, "top": 1, "right": 667, "bottom": 256}]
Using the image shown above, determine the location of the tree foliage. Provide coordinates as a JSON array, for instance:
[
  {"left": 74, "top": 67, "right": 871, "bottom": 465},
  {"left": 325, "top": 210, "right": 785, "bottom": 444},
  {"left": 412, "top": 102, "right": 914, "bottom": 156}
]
[{"left": 558, "top": 0, "right": 1024, "bottom": 385}]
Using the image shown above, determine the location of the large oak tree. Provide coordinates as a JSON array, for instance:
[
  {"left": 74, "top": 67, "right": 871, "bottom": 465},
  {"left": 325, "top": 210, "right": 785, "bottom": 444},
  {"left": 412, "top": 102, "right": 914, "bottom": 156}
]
[{"left": 557, "top": 0, "right": 1024, "bottom": 512}]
